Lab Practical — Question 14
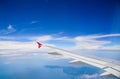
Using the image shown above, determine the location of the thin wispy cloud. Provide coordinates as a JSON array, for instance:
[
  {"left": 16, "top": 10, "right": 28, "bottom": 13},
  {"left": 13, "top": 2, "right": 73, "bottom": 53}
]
[
  {"left": 29, "top": 35, "right": 53, "bottom": 42},
  {"left": 0, "top": 36, "right": 15, "bottom": 40},
  {"left": 0, "top": 24, "right": 16, "bottom": 34},
  {"left": 72, "top": 34, "right": 120, "bottom": 50},
  {"left": 58, "top": 32, "right": 64, "bottom": 34},
  {"left": 79, "top": 34, "right": 120, "bottom": 39},
  {"left": 30, "top": 21, "right": 39, "bottom": 24}
]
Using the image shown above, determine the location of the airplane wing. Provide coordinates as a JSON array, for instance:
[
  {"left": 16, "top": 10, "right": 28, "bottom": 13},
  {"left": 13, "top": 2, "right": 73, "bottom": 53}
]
[{"left": 38, "top": 42, "right": 120, "bottom": 78}]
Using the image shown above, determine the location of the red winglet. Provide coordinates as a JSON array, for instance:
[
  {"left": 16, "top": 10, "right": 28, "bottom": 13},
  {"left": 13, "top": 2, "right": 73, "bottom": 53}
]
[{"left": 37, "top": 42, "right": 42, "bottom": 48}]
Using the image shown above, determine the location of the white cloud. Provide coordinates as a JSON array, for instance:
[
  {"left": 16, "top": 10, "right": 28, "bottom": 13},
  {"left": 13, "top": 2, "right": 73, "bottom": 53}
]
[
  {"left": 8, "top": 25, "right": 14, "bottom": 30},
  {"left": 29, "top": 35, "right": 53, "bottom": 42},
  {"left": 55, "top": 36, "right": 69, "bottom": 40},
  {"left": 0, "top": 41, "right": 35, "bottom": 49},
  {"left": 0, "top": 36, "right": 15, "bottom": 40},
  {"left": 100, "top": 45, "right": 120, "bottom": 50},
  {"left": 87, "top": 34, "right": 120, "bottom": 39},
  {"left": 0, "top": 41, "right": 55, "bottom": 57},
  {"left": 72, "top": 34, "right": 120, "bottom": 50},
  {"left": 0, "top": 34, "right": 120, "bottom": 52},
  {"left": 0, "top": 33, "right": 120, "bottom": 58},
  {"left": 80, "top": 73, "right": 98, "bottom": 79},
  {"left": 0, "top": 24, "right": 16, "bottom": 34},
  {"left": 0, "top": 40, "right": 55, "bottom": 52}
]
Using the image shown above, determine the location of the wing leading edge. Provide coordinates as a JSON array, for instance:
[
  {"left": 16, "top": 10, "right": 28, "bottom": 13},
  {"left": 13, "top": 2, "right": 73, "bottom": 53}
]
[{"left": 37, "top": 42, "right": 120, "bottom": 78}]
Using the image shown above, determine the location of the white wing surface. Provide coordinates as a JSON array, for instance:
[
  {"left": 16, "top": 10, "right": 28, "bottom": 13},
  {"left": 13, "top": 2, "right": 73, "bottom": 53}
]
[{"left": 42, "top": 44, "right": 120, "bottom": 78}]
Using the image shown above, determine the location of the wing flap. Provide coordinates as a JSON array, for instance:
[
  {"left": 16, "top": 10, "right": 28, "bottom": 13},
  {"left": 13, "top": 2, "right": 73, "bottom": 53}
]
[
  {"left": 100, "top": 72, "right": 112, "bottom": 77},
  {"left": 104, "top": 67, "right": 120, "bottom": 78},
  {"left": 69, "top": 60, "right": 87, "bottom": 65},
  {"left": 48, "top": 52, "right": 62, "bottom": 55},
  {"left": 112, "top": 66, "right": 120, "bottom": 72},
  {"left": 100, "top": 71, "right": 115, "bottom": 78}
]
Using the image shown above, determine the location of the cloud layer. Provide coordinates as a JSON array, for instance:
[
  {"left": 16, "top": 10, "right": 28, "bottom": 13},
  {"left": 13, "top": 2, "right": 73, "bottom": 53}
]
[
  {"left": 0, "top": 34, "right": 120, "bottom": 52},
  {"left": 72, "top": 34, "right": 120, "bottom": 50}
]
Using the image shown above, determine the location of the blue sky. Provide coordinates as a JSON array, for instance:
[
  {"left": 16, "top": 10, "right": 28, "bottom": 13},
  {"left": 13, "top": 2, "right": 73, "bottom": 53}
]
[{"left": 0, "top": 0, "right": 120, "bottom": 36}]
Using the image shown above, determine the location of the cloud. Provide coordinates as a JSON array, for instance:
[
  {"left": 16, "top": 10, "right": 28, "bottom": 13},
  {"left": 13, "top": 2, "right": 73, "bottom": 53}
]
[
  {"left": 30, "top": 21, "right": 39, "bottom": 24},
  {"left": 80, "top": 73, "right": 99, "bottom": 79},
  {"left": 8, "top": 25, "right": 14, "bottom": 30},
  {"left": 0, "top": 41, "right": 54, "bottom": 57},
  {"left": 0, "top": 36, "right": 15, "bottom": 40},
  {"left": 100, "top": 45, "right": 120, "bottom": 50},
  {"left": 58, "top": 32, "right": 64, "bottom": 34},
  {"left": 0, "top": 24, "right": 16, "bottom": 34},
  {"left": 54, "top": 36, "right": 69, "bottom": 40},
  {"left": 0, "top": 35, "right": 53, "bottom": 42},
  {"left": 0, "top": 34, "right": 120, "bottom": 52},
  {"left": 78, "top": 34, "right": 120, "bottom": 39},
  {"left": 29, "top": 35, "right": 53, "bottom": 42},
  {"left": 0, "top": 33, "right": 120, "bottom": 58},
  {"left": 72, "top": 34, "right": 120, "bottom": 50}
]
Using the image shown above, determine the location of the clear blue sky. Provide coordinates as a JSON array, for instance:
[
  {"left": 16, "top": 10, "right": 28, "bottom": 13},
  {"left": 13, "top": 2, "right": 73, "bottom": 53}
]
[{"left": 0, "top": 0, "right": 120, "bottom": 36}]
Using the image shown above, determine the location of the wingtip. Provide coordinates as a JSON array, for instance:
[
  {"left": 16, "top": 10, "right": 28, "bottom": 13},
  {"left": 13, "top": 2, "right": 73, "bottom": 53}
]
[{"left": 37, "top": 41, "right": 42, "bottom": 48}]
